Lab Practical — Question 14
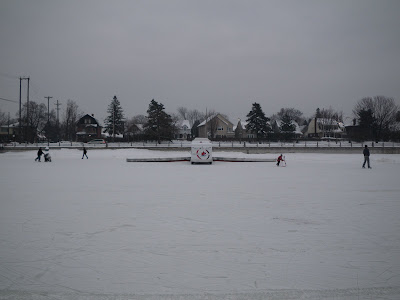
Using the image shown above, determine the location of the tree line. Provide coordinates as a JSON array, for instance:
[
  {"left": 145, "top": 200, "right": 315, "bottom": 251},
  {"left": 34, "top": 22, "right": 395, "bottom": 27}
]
[{"left": 0, "top": 95, "right": 398, "bottom": 143}]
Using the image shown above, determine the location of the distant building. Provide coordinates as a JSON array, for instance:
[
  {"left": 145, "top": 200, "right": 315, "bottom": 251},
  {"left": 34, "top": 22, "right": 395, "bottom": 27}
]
[
  {"left": 197, "top": 114, "right": 234, "bottom": 139},
  {"left": 304, "top": 118, "right": 345, "bottom": 139},
  {"left": 0, "top": 123, "right": 21, "bottom": 142},
  {"left": 234, "top": 120, "right": 255, "bottom": 139},
  {"left": 175, "top": 120, "right": 192, "bottom": 140},
  {"left": 76, "top": 114, "right": 103, "bottom": 142}
]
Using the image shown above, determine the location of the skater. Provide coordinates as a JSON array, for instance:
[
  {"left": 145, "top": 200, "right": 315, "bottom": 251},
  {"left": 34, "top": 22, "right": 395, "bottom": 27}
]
[
  {"left": 362, "top": 145, "right": 371, "bottom": 169},
  {"left": 82, "top": 146, "right": 88, "bottom": 159},
  {"left": 276, "top": 154, "right": 284, "bottom": 166},
  {"left": 35, "top": 147, "right": 43, "bottom": 162}
]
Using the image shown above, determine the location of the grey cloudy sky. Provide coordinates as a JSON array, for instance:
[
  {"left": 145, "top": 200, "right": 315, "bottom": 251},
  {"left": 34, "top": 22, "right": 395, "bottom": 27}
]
[{"left": 1, "top": 0, "right": 399, "bottom": 123}]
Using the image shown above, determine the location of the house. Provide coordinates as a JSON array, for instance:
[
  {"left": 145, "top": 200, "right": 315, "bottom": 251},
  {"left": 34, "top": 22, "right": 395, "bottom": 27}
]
[
  {"left": 234, "top": 120, "right": 255, "bottom": 139},
  {"left": 124, "top": 123, "right": 146, "bottom": 141},
  {"left": 304, "top": 118, "right": 345, "bottom": 139},
  {"left": 175, "top": 120, "right": 192, "bottom": 140},
  {"left": 76, "top": 114, "right": 103, "bottom": 142},
  {"left": 271, "top": 119, "right": 303, "bottom": 139},
  {"left": 0, "top": 122, "right": 21, "bottom": 142},
  {"left": 197, "top": 114, "right": 234, "bottom": 139}
]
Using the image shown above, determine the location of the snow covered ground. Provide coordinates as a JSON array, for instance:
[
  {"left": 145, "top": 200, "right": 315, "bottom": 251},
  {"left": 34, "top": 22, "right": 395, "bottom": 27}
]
[{"left": 1, "top": 149, "right": 400, "bottom": 299}]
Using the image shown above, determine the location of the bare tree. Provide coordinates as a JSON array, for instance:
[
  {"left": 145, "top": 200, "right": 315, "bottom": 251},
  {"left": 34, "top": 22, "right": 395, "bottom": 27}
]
[
  {"left": 0, "top": 109, "right": 7, "bottom": 125},
  {"left": 177, "top": 107, "right": 188, "bottom": 120},
  {"left": 187, "top": 109, "right": 205, "bottom": 127},
  {"left": 269, "top": 113, "right": 278, "bottom": 123},
  {"left": 353, "top": 96, "right": 398, "bottom": 140},
  {"left": 18, "top": 101, "right": 47, "bottom": 142},
  {"left": 373, "top": 96, "right": 398, "bottom": 138},
  {"left": 62, "top": 99, "right": 80, "bottom": 141},
  {"left": 277, "top": 108, "right": 304, "bottom": 124},
  {"left": 319, "top": 107, "right": 343, "bottom": 122},
  {"left": 170, "top": 113, "right": 181, "bottom": 138},
  {"left": 132, "top": 114, "right": 148, "bottom": 124}
]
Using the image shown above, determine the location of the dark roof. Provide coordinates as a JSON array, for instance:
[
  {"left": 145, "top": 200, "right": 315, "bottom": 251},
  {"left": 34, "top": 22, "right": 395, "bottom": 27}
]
[{"left": 77, "top": 114, "right": 101, "bottom": 126}]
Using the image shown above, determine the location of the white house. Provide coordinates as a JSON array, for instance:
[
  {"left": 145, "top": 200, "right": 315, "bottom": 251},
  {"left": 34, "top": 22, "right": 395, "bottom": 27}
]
[
  {"left": 304, "top": 118, "right": 346, "bottom": 139},
  {"left": 175, "top": 120, "right": 191, "bottom": 140}
]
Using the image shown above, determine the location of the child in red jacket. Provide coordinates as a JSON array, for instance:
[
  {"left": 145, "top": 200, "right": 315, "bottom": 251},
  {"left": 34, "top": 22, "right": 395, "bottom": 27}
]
[{"left": 277, "top": 154, "right": 284, "bottom": 166}]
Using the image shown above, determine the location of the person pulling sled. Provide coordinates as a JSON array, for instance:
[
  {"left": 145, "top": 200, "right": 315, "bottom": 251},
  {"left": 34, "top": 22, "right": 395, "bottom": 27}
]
[
  {"left": 35, "top": 147, "right": 43, "bottom": 162},
  {"left": 276, "top": 154, "right": 286, "bottom": 166}
]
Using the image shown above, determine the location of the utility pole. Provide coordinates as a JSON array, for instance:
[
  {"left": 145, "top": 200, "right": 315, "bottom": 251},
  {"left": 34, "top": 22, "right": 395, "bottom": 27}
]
[
  {"left": 26, "top": 77, "right": 30, "bottom": 142},
  {"left": 19, "top": 78, "right": 21, "bottom": 143},
  {"left": 26, "top": 77, "right": 30, "bottom": 121},
  {"left": 45, "top": 96, "right": 53, "bottom": 124},
  {"left": 7, "top": 112, "right": 10, "bottom": 141},
  {"left": 45, "top": 96, "right": 53, "bottom": 146},
  {"left": 55, "top": 100, "right": 61, "bottom": 142},
  {"left": 19, "top": 77, "right": 30, "bottom": 142},
  {"left": 113, "top": 103, "right": 115, "bottom": 142}
]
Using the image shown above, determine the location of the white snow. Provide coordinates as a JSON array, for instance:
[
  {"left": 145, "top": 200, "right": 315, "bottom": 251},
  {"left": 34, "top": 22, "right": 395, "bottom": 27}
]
[{"left": 1, "top": 149, "right": 400, "bottom": 299}]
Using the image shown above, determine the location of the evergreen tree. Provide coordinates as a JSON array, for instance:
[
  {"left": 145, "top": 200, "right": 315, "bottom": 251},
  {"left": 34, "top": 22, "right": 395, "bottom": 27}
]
[
  {"left": 357, "top": 109, "right": 376, "bottom": 140},
  {"left": 104, "top": 96, "right": 125, "bottom": 140},
  {"left": 315, "top": 108, "right": 322, "bottom": 118},
  {"left": 245, "top": 102, "right": 271, "bottom": 140},
  {"left": 191, "top": 120, "right": 201, "bottom": 138},
  {"left": 280, "top": 113, "right": 296, "bottom": 140},
  {"left": 144, "top": 99, "right": 174, "bottom": 143}
]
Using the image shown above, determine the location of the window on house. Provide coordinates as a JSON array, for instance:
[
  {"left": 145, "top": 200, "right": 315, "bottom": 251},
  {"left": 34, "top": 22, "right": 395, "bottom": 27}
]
[{"left": 217, "top": 126, "right": 224, "bottom": 131}]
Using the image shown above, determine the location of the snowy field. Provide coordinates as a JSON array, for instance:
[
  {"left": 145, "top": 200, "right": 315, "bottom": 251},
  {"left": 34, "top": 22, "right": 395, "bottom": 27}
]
[{"left": 1, "top": 149, "right": 400, "bottom": 300}]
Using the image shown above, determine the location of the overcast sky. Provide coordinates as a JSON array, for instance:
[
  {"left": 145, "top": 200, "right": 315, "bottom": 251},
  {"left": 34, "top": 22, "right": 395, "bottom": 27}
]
[{"left": 1, "top": 0, "right": 399, "bottom": 124}]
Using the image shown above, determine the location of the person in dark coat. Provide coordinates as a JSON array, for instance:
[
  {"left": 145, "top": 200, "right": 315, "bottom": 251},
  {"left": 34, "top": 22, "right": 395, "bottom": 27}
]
[
  {"left": 35, "top": 147, "right": 43, "bottom": 162},
  {"left": 362, "top": 145, "right": 371, "bottom": 169},
  {"left": 82, "top": 147, "right": 88, "bottom": 159}
]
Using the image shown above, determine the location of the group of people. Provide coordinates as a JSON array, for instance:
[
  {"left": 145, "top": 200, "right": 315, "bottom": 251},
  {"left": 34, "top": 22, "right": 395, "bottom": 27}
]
[
  {"left": 35, "top": 145, "right": 373, "bottom": 168},
  {"left": 35, "top": 146, "right": 88, "bottom": 161},
  {"left": 275, "top": 145, "right": 372, "bottom": 169},
  {"left": 35, "top": 147, "right": 51, "bottom": 162}
]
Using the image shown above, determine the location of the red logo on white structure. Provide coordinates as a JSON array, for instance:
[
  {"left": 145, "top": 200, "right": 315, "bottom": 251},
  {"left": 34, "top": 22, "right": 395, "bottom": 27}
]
[{"left": 196, "top": 149, "right": 210, "bottom": 160}]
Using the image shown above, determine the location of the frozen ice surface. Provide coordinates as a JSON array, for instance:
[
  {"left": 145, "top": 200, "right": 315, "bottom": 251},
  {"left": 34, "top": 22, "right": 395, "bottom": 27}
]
[{"left": 1, "top": 149, "right": 400, "bottom": 299}]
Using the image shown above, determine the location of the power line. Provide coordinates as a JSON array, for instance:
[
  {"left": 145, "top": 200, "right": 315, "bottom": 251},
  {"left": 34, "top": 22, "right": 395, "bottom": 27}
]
[
  {"left": 0, "top": 72, "right": 19, "bottom": 80},
  {"left": 0, "top": 97, "right": 18, "bottom": 103}
]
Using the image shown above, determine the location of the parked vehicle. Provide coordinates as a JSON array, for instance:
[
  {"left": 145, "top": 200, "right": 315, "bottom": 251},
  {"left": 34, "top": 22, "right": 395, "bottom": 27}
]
[{"left": 87, "top": 139, "right": 106, "bottom": 144}]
